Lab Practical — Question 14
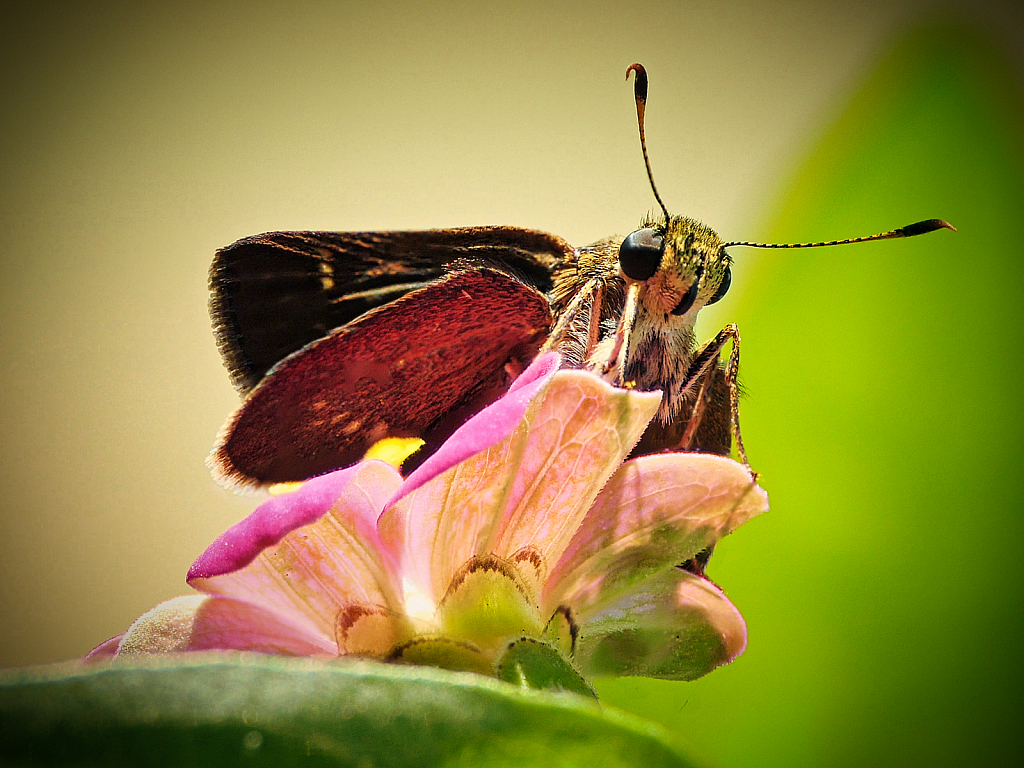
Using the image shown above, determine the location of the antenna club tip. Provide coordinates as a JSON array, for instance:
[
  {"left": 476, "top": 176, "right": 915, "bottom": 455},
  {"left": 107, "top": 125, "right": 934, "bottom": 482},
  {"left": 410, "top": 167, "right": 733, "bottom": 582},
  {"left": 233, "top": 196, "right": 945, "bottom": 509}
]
[
  {"left": 626, "top": 63, "right": 648, "bottom": 102},
  {"left": 901, "top": 218, "right": 957, "bottom": 236}
]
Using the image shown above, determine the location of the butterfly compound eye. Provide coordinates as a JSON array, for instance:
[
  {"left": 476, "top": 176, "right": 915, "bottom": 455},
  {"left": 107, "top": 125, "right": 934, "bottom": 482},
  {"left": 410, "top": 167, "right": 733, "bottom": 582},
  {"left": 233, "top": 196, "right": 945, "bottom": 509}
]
[
  {"left": 670, "top": 278, "right": 700, "bottom": 316},
  {"left": 705, "top": 265, "right": 732, "bottom": 306},
  {"left": 619, "top": 228, "right": 664, "bottom": 281}
]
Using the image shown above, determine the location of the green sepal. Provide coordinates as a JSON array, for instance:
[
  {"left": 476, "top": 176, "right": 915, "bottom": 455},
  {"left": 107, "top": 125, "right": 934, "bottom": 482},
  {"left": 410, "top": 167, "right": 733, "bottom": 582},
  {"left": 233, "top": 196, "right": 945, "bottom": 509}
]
[
  {"left": 389, "top": 634, "right": 493, "bottom": 676},
  {"left": 496, "top": 637, "right": 597, "bottom": 700},
  {"left": 436, "top": 557, "right": 544, "bottom": 650}
]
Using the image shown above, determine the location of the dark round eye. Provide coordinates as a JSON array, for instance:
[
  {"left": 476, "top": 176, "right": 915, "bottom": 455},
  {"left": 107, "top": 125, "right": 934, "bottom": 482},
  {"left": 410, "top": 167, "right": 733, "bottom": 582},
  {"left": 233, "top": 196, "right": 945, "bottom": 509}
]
[
  {"left": 619, "top": 228, "right": 664, "bottom": 281},
  {"left": 705, "top": 265, "right": 732, "bottom": 306},
  {"left": 670, "top": 278, "right": 700, "bottom": 316}
]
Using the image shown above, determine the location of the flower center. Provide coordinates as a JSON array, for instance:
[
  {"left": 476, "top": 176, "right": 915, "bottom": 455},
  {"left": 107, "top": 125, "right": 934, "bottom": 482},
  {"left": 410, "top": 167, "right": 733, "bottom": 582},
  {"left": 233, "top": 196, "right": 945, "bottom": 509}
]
[{"left": 435, "top": 554, "right": 545, "bottom": 652}]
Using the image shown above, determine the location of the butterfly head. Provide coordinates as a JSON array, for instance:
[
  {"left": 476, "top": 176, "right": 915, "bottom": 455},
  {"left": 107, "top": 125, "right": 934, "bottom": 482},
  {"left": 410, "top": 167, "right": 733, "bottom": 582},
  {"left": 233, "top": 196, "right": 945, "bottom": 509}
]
[{"left": 618, "top": 215, "right": 732, "bottom": 322}]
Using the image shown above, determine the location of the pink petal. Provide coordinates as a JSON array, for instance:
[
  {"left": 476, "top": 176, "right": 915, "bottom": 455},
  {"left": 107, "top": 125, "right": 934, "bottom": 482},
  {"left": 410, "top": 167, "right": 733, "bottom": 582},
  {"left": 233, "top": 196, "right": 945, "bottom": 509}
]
[
  {"left": 545, "top": 453, "right": 767, "bottom": 611},
  {"left": 573, "top": 569, "right": 748, "bottom": 681},
  {"left": 189, "top": 461, "right": 403, "bottom": 642},
  {"left": 491, "top": 371, "right": 662, "bottom": 571},
  {"left": 378, "top": 431, "right": 522, "bottom": 606},
  {"left": 393, "top": 351, "right": 561, "bottom": 502},
  {"left": 189, "top": 461, "right": 396, "bottom": 580},
  {"left": 376, "top": 352, "right": 560, "bottom": 601},
  {"left": 379, "top": 367, "right": 661, "bottom": 604},
  {"left": 116, "top": 595, "right": 335, "bottom": 656}
]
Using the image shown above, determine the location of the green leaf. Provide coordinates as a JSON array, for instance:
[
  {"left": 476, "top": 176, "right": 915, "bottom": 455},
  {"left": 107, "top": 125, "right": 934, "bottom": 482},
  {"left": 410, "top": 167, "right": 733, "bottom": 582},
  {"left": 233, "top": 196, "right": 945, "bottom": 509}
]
[{"left": 0, "top": 654, "right": 693, "bottom": 767}]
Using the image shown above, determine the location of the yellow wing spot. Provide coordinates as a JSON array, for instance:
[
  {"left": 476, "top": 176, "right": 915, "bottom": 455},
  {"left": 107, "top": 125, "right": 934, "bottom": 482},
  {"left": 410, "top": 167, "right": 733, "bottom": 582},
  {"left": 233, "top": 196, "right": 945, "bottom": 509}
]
[
  {"left": 268, "top": 481, "right": 306, "bottom": 495},
  {"left": 318, "top": 262, "right": 335, "bottom": 290},
  {"left": 364, "top": 437, "right": 424, "bottom": 469}
]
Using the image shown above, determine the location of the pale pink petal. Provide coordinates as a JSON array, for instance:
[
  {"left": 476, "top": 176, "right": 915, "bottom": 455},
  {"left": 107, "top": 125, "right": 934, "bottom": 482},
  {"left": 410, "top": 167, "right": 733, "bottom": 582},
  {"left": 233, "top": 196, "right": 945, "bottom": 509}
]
[
  {"left": 377, "top": 353, "right": 561, "bottom": 602},
  {"left": 544, "top": 453, "right": 768, "bottom": 612},
  {"left": 573, "top": 569, "right": 747, "bottom": 681},
  {"left": 378, "top": 435, "right": 522, "bottom": 606},
  {"left": 116, "top": 595, "right": 335, "bottom": 656},
  {"left": 491, "top": 371, "right": 661, "bottom": 570},
  {"left": 189, "top": 461, "right": 403, "bottom": 642},
  {"left": 83, "top": 634, "right": 124, "bottom": 662},
  {"left": 393, "top": 351, "right": 561, "bottom": 501},
  {"left": 380, "top": 368, "right": 660, "bottom": 605}
]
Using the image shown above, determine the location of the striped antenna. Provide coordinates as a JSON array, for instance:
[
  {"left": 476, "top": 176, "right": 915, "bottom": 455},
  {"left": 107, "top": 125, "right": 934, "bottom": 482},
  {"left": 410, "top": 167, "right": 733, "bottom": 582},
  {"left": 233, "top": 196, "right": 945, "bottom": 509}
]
[{"left": 721, "top": 219, "right": 956, "bottom": 249}]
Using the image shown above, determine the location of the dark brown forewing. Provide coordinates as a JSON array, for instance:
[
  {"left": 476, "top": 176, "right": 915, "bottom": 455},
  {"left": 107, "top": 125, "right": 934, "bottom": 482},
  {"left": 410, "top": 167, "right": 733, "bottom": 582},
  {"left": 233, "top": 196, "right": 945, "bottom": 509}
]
[
  {"left": 211, "top": 227, "right": 573, "bottom": 392},
  {"left": 210, "top": 267, "right": 552, "bottom": 490}
]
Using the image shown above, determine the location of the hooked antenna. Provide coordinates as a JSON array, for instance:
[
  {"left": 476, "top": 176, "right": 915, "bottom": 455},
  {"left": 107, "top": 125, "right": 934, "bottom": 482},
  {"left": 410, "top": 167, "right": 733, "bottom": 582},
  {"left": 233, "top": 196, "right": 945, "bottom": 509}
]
[
  {"left": 626, "top": 63, "right": 670, "bottom": 223},
  {"left": 721, "top": 218, "right": 956, "bottom": 249}
]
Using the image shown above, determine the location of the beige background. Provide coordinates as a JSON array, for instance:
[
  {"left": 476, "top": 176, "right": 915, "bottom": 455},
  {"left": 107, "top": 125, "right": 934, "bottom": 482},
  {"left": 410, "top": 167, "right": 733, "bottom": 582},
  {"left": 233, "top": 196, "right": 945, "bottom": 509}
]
[{"left": 1, "top": 0, "right": 1021, "bottom": 667}]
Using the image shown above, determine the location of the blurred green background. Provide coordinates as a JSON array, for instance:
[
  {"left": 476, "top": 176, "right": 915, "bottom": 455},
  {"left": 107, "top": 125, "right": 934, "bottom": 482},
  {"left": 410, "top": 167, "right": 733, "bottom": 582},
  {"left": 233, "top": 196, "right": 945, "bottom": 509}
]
[
  {"left": 600, "top": 18, "right": 1024, "bottom": 767},
  {"left": 1, "top": 2, "right": 1021, "bottom": 766}
]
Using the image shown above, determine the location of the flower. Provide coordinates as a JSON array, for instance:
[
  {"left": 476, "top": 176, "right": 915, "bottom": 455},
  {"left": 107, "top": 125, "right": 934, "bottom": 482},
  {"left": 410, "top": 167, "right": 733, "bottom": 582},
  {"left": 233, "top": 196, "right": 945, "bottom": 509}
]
[{"left": 89, "top": 353, "right": 767, "bottom": 683}]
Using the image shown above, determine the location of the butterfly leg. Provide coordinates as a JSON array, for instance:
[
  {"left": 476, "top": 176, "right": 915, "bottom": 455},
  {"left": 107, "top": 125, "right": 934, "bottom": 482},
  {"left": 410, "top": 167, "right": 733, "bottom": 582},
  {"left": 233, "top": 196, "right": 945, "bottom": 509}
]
[
  {"left": 680, "top": 324, "right": 754, "bottom": 478},
  {"left": 540, "top": 277, "right": 602, "bottom": 357},
  {"left": 677, "top": 364, "right": 714, "bottom": 450}
]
